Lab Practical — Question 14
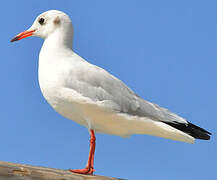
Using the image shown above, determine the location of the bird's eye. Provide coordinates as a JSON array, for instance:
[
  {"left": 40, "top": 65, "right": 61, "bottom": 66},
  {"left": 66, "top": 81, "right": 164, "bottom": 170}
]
[{"left": 38, "top": 18, "right": 45, "bottom": 25}]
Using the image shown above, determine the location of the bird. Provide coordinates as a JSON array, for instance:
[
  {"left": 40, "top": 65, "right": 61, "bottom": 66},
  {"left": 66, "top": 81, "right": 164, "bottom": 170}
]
[{"left": 11, "top": 10, "right": 211, "bottom": 175}]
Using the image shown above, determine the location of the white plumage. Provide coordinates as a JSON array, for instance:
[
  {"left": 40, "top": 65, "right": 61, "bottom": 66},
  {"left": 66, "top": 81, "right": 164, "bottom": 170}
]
[
  {"left": 11, "top": 10, "right": 211, "bottom": 146},
  {"left": 35, "top": 10, "right": 195, "bottom": 143}
]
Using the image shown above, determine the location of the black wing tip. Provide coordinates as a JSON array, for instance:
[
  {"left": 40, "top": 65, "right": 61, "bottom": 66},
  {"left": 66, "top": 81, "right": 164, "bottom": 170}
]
[
  {"left": 188, "top": 122, "right": 211, "bottom": 140},
  {"left": 163, "top": 121, "right": 211, "bottom": 140}
]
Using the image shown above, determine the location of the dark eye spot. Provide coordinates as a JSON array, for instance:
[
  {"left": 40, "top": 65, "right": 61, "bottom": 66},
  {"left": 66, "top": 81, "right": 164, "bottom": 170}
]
[{"left": 38, "top": 18, "right": 45, "bottom": 25}]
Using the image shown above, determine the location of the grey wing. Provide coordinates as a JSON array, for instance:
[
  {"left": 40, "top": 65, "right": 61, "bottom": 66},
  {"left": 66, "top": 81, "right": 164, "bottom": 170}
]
[{"left": 66, "top": 62, "right": 188, "bottom": 124}]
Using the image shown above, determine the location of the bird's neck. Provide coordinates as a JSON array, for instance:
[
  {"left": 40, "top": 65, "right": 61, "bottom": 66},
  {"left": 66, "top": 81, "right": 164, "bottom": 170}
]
[{"left": 41, "top": 27, "right": 73, "bottom": 54}]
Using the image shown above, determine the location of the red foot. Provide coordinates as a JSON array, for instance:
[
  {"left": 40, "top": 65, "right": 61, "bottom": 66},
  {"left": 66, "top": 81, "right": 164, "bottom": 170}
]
[
  {"left": 69, "top": 167, "right": 94, "bottom": 175},
  {"left": 69, "top": 129, "right": 96, "bottom": 175}
]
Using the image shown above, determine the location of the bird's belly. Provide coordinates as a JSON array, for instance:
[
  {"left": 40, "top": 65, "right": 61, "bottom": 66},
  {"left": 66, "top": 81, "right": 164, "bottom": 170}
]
[
  {"left": 40, "top": 87, "right": 132, "bottom": 136},
  {"left": 70, "top": 102, "right": 132, "bottom": 136},
  {"left": 38, "top": 74, "right": 134, "bottom": 137},
  {"left": 39, "top": 84, "right": 86, "bottom": 127}
]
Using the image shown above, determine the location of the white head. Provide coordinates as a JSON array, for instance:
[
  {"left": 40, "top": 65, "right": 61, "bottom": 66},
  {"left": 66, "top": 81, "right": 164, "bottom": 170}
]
[{"left": 11, "top": 10, "right": 73, "bottom": 48}]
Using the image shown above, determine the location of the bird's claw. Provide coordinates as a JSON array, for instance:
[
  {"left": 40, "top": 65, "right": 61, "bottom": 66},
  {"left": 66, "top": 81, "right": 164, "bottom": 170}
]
[{"left": 69, "top": 167, "right": 94, "bottom": 175}]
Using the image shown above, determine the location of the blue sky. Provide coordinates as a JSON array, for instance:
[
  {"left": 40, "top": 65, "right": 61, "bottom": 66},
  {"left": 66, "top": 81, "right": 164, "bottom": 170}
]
[{"left": 1, "top": 0, "right": 216, "bottom": 179}]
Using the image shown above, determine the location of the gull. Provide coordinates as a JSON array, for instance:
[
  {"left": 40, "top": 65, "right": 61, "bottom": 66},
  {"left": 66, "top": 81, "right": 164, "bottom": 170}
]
[{"left": 11, "top": 10, "right": 211, "bottom": 175}]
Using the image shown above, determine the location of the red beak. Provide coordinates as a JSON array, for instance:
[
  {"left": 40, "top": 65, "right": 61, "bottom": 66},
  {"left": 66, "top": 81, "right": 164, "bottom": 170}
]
[{"left": 10, "top": 30, "right": 35, "bottom": 42}]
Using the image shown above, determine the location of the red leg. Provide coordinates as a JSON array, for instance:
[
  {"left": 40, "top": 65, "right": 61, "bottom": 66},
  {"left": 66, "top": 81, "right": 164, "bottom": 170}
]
[{"left": 69, "top": 129, "right": 96, "bottom": 175}]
